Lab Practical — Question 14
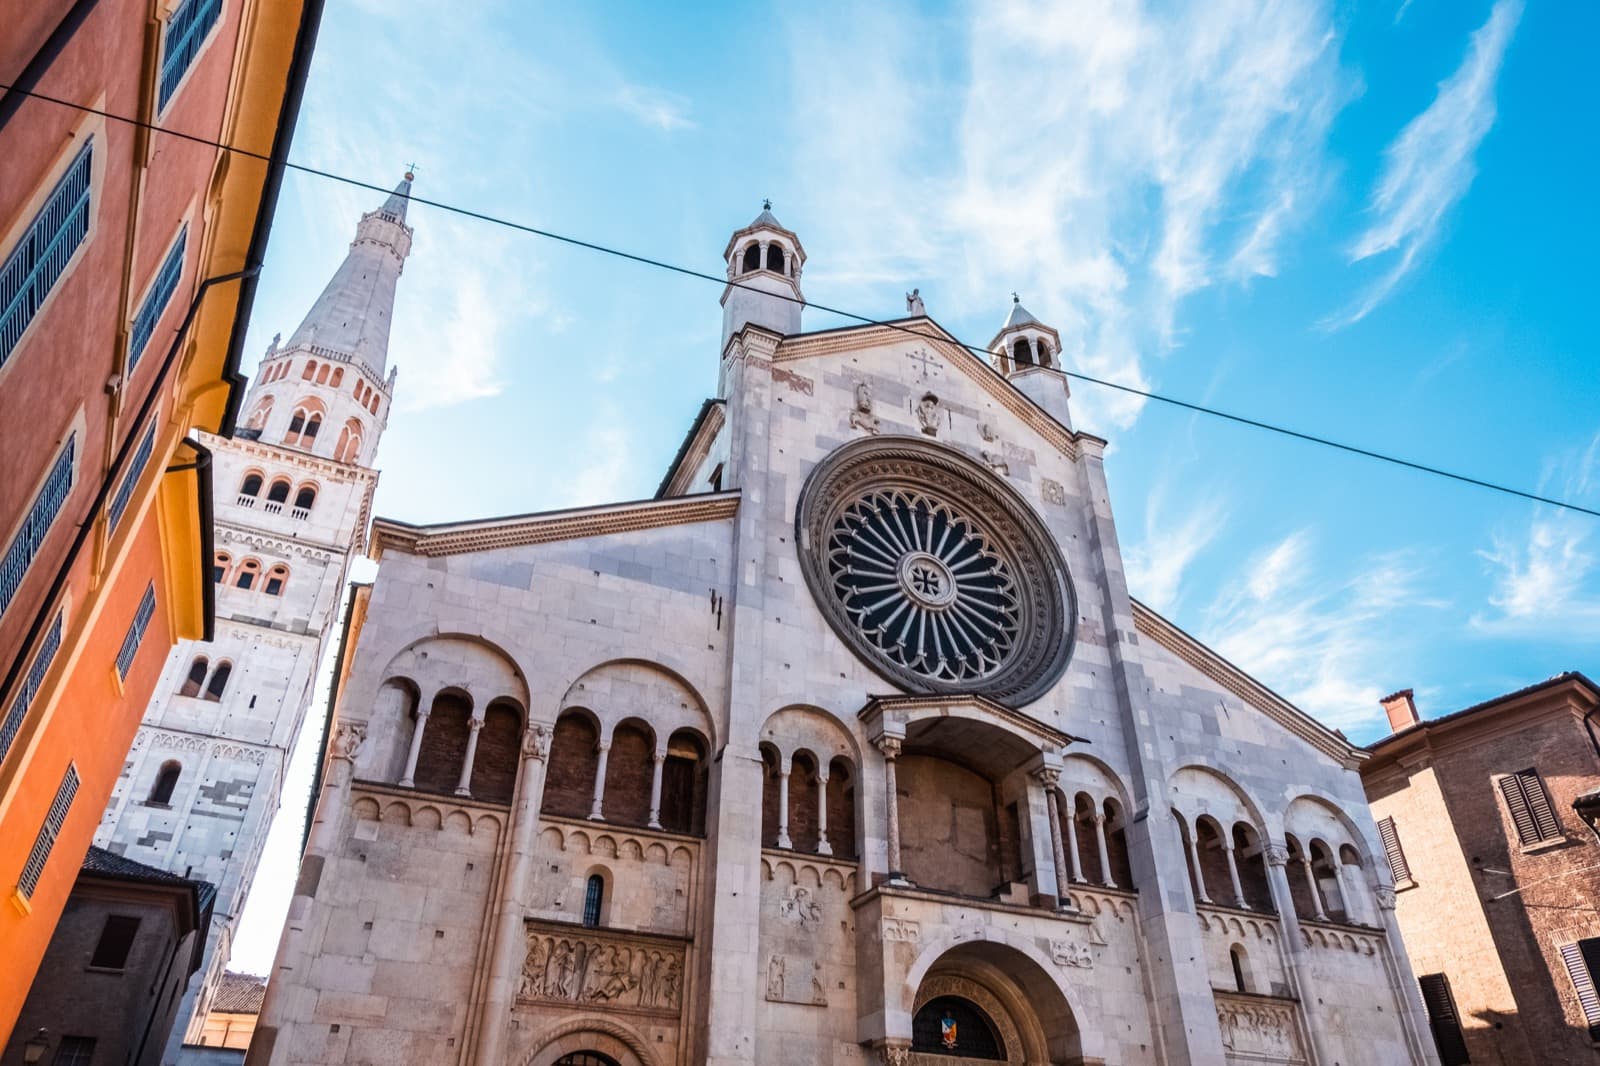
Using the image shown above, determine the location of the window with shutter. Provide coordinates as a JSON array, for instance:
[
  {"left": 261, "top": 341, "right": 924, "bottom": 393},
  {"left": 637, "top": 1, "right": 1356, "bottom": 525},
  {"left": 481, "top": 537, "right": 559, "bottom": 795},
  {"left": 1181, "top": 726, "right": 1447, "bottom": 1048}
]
[
  {"left": 17, "top": 763, "right": 79, "bottom": 899},
  {"left": 1560, "top": 939, "right": 1600, "bottom": 1039},
  {"left": 1377, "top": 816, "right": 1413, "bottom": 886},
  {"left": 1418, "top": 973, "right": 1470, "bottom": 1064},
  {"left": 1498, "top": 769, "right": 1560, "bottom": 845}
]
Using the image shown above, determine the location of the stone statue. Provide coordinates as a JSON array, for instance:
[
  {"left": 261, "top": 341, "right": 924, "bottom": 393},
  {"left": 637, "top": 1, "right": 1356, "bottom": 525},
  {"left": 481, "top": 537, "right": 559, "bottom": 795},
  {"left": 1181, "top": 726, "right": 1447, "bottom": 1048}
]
[
  {"left": 521, "top": 723, "right": 549, "bottom": 761},
  {"left": 980, "top": 449, "right": 1009, "bottom": 477},
  {"left": 978, "top": 419, "right": 998, "bottom": 442},
  {"left": 917, "top": 393, "right": 941, "bottom": 436},
  {"left": 767, "top": 954, "right": 785, "bottom": 1000},
  {"left": 849, "top": 381, "right": 880, "bottom": 435},
  {"left": 906, "top": 288, "right": 926, "bottom": 316}
]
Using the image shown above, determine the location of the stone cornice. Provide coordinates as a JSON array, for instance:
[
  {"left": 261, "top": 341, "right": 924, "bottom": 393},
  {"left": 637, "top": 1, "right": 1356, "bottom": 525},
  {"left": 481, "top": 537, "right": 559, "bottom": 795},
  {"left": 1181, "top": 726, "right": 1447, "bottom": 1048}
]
[
  {"left": 213, "top": 521, "right": 349, "bottom": 562},
  {"left": 371, "top": 493, "right": 741, "bottom": 559},
  {"left": 196, "top": 429, "right": 381, "bottom": 483},
  {"left": 858, "top": 692, "right": 1079, "bottom": 751},
  {"left": 1130, "top": 599, "right": 1365, "bottom": 765},
  {"left": 773, "top": 318, "right": 1081, "bottom": 461},
  {"left": 658, "top": 401, "right": 727, "bottom": 499}
]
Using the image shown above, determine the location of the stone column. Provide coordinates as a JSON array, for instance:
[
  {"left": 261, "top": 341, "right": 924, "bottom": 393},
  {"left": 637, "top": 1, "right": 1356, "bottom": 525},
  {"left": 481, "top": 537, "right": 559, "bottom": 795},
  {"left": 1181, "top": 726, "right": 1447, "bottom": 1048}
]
[
  {"left": 455, "top": 717, "right": 483, "bottom": 796},
  {"left": 647, "top": 752, "right": 666, "bottom": 829},
  {"left": 1064, "top": 795, "right": 1083, "bottom": 883},
  {"left": 472, "top": 725, "right": 550, "bottom": 1066},
  {"left": 588, "top": 740, "right": 611, "bottom": 821},
  {"left": 878, "top": 737, "right": 904, "bottom": 880},
  {"left": 1185, "top": 826, "right": 1211, "bottom": 904},
  {"left": 1301, "top": 858, "right": 1327, "bottom": 921},
  {"left": 776, "top": 767, "right": 793, "bottom": 849},
  {"left": 1265, "top": 843, "right": 1335, "bottom": 1066},
  {"left": 816, "top": 771, "right": 833, "bottom": 856},
  {"left": 1223, "top": 841, "right": 1246, "bottom": 909},
  {"left": 1037, "top": 770, "right": 1070, "bottom": 906},
  {"left": 1092, "top": 812, "right": 1114, "bottom": 887},
  {"left": 397, "top": 706, "right": 430, "bottom": 787}
]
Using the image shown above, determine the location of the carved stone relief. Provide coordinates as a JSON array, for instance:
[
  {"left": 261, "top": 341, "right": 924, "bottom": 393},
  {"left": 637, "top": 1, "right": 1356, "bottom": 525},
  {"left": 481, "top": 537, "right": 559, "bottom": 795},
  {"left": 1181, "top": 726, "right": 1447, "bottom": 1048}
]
[
  {"left": 1048, "top": 936, "right": 1094, "bottom": 969},
  {"left": 882, "top": 918, "right": 920, "bottom": 942},
  {"left": 916, "top": 393, "right": 941, "bottom": 436},
  {"left": 849, "top": 381, "right": 880, "bottom": 435},
  {"left": 1039, "top": 478, "right": 1067, "bottom": 506},
  {"left": 1216, "top": 996, "right": 1306, "bottom": 1062},
  {"left": 518, "top": 929, "right": 684, "bottom": 1014},
  {"left": 765, "top": 953, "right": 828, "bottom": 1006},
  {"left": 777, "top": 886, "right": 823, "bottom": 929}
]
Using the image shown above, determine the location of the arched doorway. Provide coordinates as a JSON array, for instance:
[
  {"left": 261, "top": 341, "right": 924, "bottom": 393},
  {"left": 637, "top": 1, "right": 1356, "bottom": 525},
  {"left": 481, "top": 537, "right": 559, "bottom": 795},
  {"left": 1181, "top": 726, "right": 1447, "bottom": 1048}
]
[
  {"left": 554, "top": 1055, "right": 620, "bottom": 1066},
  {"left": 903, "top": 939, "right": 1091, "bottom": 1065}
]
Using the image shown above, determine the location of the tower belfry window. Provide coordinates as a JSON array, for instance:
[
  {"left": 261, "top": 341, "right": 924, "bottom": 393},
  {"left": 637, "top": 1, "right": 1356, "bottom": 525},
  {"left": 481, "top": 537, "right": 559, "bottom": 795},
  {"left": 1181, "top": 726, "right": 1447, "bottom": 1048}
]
[
  {"left": 742, "top": 244, "right": 761, "bottom": 272},
  {"left": 766, "top": 245, "right": 785, "bottom": 272},
  {"left": 1014, "top": 338, "right": 1033, "bottom": 367}
]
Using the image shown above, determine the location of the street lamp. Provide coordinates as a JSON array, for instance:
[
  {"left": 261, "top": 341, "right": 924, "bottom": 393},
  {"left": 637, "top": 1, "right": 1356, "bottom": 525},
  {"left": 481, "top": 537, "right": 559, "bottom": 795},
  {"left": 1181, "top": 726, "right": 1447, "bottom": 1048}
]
[{"left": 21, "top": 1029, "right": 50, "bottom": 1065}]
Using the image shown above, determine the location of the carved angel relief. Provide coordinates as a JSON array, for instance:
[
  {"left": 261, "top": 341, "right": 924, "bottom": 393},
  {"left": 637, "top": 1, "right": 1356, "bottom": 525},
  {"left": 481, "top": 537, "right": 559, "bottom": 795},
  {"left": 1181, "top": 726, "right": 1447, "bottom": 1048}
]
[{"left": 849, "top": 381, "right": 880, "bottom": 435}]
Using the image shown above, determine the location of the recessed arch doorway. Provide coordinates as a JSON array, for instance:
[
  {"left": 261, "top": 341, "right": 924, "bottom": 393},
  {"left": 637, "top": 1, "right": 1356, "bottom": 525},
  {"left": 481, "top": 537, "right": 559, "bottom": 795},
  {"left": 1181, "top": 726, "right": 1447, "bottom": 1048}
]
[{"left": 902, "top": 939, "right": 1090, "bottom": 1064}]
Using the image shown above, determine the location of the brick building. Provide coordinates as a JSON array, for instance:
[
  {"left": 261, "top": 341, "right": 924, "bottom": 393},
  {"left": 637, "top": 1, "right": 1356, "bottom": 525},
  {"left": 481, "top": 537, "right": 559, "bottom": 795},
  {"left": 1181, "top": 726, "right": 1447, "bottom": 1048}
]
[
  {"left": 1361, "top": 674, "right": 1600, "bottom": 1065},
  {"left": 0, "top": 0, "right": 323, "bottom": 1039},
  {"left": 2, "top": 846, "right": 213, "bottom": 1064},
  {"left": 250, "top": 209, "right": 1440, "bottom": 1065}
]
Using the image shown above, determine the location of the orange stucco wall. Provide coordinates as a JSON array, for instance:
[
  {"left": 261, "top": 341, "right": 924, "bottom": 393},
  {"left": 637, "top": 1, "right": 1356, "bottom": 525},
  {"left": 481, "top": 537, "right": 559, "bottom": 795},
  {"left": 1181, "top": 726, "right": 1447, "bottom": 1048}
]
[{"left": 0, "top": 0, "right": 288, "bottom": 1041}]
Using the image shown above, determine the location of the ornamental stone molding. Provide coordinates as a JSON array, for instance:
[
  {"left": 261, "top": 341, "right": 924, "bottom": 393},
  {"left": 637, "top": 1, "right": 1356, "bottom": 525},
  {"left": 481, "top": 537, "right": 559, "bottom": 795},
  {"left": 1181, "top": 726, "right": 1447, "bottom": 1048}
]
[{"left": 796, "top": 437, "right": 1076, "bottom": 706}]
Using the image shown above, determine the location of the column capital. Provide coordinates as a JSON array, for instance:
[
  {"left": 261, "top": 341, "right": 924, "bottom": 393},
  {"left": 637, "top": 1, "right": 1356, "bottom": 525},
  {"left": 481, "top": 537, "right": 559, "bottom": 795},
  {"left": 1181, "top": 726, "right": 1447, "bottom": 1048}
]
[
  {"left": 817, "top": 771, "right": 829, "bottom": 785},
  {"left": 876, "top": 735, "right": 903, "bottom": 760},
  {"left": 1263, "top": 843, "right": 1290, "bottom": 867},
  {"left": 875, "top": 1043, "right": 912, "bottom": 1066},
  {"left": 468, "top": 717, "right": 484, "bottom": 732},
  {"left": 596, "top": 739, "right": 612, "bottom": 753},
  {"left": 1375, "top": 885, "right": 1397, "bottom": 911},
  {"left": 1033, "top": 766, "right": 1061, "bottom": 789},
  {"left": 329, "top": 721, "right": 366, "bottom": 763},
  {"left": 652, "top": 751, "right": 667, "bottom": 765},
  {"left": 521, "top": 723, "right": 549, "bottom": 761},
  {"left": 1090, "top": 812, "right": 1105, "bottom": 826}
]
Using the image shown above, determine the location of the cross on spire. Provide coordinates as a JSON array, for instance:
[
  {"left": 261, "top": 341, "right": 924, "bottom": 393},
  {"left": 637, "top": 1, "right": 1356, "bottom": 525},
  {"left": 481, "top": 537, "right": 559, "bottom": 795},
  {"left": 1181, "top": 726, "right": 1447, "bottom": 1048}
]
[{"left": 403, "top": 161, "right": 420, "bottom": 180}]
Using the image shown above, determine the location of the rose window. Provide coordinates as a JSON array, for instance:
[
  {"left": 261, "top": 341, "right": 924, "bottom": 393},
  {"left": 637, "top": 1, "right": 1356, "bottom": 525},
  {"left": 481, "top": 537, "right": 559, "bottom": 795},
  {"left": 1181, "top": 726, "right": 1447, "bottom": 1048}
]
[
  {"left": 796, "top": 437, "right": 1075, "bottom": 705},
  {"left": 826, "top": 488, "right": 1021, "bottom": 684}
]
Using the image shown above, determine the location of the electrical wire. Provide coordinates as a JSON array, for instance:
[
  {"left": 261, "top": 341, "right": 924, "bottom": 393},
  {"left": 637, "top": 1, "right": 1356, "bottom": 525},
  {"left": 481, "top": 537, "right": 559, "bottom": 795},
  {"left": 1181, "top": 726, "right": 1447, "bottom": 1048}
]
[{"left": 4, "top": 79, "right": 1596, "bottom": 520}]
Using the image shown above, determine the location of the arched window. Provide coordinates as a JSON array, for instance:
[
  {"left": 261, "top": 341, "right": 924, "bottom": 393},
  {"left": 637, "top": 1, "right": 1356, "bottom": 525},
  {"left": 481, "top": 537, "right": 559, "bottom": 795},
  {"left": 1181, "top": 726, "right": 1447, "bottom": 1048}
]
[
  {"left": 303, "top": 414, "right": 321, "bottom": 440},
  {"left": 367, "top": 393, "right": 379, "bottom": 414},
  {"left": 582, "top": 874, "right": 604, "bottom": 928},
  {"left": 1230, "top": 945, "right": 1250, "bottom": 992},
  {"left": 335, "top": 419, "right": 364, "bottom": 464},
  {"left": 330, "top": 368, "right": 343, "bottom": 387},
  {"left": 302, "top": 360, "right": 316, "bottom": 380},
  {"left": 212, "top": 552, "right": 231, "bottom": 583},
  {"left": 766, "top": 244, "right": 785, "bottom": 272},
  {"left": 148, "top": 761, "right": 181, "bottom": 806},
  {"left": 660, "top": 729, "right": 709, "bottom": 835},
  {"left": 267, "top": 479, "right": 290, "bottom": 504},
  {"left": 413, "top": 692, "right": 472, "bottom": 795},
  {"left": 541, "top": 711, "right": 601, "bottom": 819},
  {"left": 204, "top": 661, "right": 231, "bottom": 701},
  {"left": 355, "top": 381, "right": 365, "bottom": 402},
  {"left": 294, "top": 485, "right": 316, "bottom": 511},
  {"left": 245, "top": 398, "right": 272, "bottom": 430},
  {"left": 239, "top": 473, "right": 263, "bottom": 498},
  {"left": 315, "top": 364, "right": 330, "bottom": 385},
  {"left": 1013, "top": 338, "right": 1033, "bottom": 367},
  {"left": 554, "top": 1054, "right": 620, "bottom": 1066},
  {"left": 235, "top": 559, "right": 261, "bottom": 590},
  {"left": 264, "top": 565, "right": 289, "bottom": 596},
  {"left": 179, "top": 656, "right": 208, "bottom": 697},
  {"left": 287, "top": 410, "right": 305, "bottom": 436},
  {"left": 912, "top": 996, "right": 1005, "bottom": 1059},
  {"left": 1037, "top": 340, "right": 1053, "bottom": 367},
  {"left": 741, "top": 243, "right": 761, "bottom": 272}
]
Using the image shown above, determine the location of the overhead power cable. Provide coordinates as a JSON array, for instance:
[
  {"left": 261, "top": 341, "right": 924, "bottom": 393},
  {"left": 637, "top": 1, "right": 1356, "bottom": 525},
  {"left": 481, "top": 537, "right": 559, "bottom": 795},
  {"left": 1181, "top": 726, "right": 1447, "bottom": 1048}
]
[{"left": 5, "top": 80, "right": 1595, "bottom": 520}]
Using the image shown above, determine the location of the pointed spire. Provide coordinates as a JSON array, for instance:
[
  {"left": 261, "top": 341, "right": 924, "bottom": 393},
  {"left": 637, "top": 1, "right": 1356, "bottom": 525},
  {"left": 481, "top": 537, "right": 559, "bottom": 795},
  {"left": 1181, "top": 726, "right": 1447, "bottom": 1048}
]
[
  {"left": 1002, "top": 293, "right": 1040, "bottom": 331},
  {"left": 282, "top": 172, "right": 414, "bottom": 373},
  {"left": 379, "top": 169, "right": 414, "bottom": 223}
]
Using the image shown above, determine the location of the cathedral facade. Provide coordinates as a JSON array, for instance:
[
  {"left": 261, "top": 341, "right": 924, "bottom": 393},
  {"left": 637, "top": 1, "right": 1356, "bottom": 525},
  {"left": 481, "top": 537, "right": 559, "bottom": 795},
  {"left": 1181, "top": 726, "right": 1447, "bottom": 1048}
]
[
  {"left": 95, "top": 175, "right": 413, "bottom": 1060},
  {"left": 252, "top": 210, "right": 1439, "bottom": 1066}
]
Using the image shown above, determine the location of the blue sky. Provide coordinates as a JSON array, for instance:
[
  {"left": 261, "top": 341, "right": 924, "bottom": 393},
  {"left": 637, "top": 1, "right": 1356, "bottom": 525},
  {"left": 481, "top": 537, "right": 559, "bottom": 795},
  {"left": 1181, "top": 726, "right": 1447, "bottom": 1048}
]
[{"left": 230, "top": 0, "right": 1599, "bottom": 970}]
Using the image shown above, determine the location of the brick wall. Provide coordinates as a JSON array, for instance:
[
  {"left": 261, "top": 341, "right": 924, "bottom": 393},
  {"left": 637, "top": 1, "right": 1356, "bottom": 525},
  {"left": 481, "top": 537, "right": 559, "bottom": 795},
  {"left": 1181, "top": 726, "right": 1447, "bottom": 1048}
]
[
  {"left": 413, "top": 694, "right": 471, "bottom": 795},
  {"left": 469, "top": 703, "right": 520, "bottom": 804},
  {"left": 825, "top": 763, "right": 856, "bottom": 859},
  {"left": 544, "top": 713, "right": 599, "bottom": 818},
  {"left": 602, "top": 723, "right": 653, "bottom": 827},
  {"left": 897, "top": 754, "right": 1003, "bottom": 896}
]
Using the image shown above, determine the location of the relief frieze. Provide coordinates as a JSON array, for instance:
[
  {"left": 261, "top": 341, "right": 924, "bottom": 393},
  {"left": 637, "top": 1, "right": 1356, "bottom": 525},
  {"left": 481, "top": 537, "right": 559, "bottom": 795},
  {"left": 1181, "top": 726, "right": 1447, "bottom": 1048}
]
[{"left": 518, "top": 926, "right": 684, "bottom": 1015}]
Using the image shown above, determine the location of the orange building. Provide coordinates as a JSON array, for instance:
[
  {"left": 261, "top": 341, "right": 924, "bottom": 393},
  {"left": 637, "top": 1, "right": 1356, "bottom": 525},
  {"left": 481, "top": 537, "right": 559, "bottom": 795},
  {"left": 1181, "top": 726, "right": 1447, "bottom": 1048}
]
[{"left": 0, "top": 0, "right": 323, "bottom": 1039}]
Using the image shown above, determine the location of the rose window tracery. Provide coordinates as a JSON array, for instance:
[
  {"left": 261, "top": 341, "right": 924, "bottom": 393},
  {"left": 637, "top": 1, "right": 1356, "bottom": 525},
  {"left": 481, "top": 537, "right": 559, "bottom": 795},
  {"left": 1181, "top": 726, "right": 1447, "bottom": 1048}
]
[{"left": 796, "top": 438, "right": 1074, "bottom": 705}]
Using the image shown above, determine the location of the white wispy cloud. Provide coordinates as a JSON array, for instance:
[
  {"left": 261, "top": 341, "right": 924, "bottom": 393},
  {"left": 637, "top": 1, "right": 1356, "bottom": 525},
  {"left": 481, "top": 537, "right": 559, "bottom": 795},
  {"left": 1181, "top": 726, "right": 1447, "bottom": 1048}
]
[
  {"left": 1334, "top": 0, "right": 1522, "bottom": 326},
  {"left": 1125, "top": 488, "right": 1229, "bottom": 614},
  {"left": 614, "top": 84, "right": 696, "bottom": 132},
  {"left": 787, "top": 0, "right": 1351, "bottom": 433},
  {"left": 1473, "top": 433, "right": 1600, "bottom": 637},
  {"left": 1201, "top": 530, "right": 1445, "bottom": 733}
]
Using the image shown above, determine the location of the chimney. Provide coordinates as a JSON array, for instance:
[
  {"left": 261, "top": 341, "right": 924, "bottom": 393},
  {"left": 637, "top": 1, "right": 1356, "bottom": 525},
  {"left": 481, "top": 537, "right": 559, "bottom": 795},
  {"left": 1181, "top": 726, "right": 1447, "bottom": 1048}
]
[{"left": 1381, "top": 689, "right": 1419, "bottom": 733}]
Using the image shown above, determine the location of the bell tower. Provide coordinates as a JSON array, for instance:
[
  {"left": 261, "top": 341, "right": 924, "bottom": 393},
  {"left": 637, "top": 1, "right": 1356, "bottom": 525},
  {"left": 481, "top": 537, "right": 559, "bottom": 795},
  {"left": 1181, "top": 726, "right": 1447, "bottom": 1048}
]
[
  {"left": 990, "top": 295, "right": 1072, "bottom": 429},
  {"left": 720, "top": 202, "right": 805, "bottom": 349}
]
